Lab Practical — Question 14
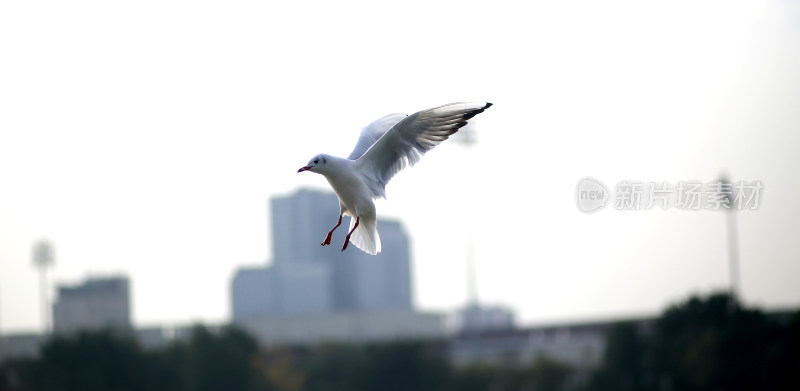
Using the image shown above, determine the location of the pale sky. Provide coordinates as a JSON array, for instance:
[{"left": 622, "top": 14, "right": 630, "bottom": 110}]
[{"left": 1, "top": 0, "right": 799, "bottom": 334}]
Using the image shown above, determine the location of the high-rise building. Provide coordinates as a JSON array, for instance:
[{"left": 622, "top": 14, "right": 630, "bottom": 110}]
[
  {"left": 232, "top": 188, "right": 413, "bottom": 322},
  {"left": 272, "top": 189, "right": 412, "bottom": 312},
  {"left": 52, "top": 276, "right": 131, "bottom": 335}
]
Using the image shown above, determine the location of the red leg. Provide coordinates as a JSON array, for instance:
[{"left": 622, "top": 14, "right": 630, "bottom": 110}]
[
  {"left": 321, "top": 214, "right": 343, "bottom": 246},
  {"left": 341, "top": 216, "right": 359, "bottom": 252}
]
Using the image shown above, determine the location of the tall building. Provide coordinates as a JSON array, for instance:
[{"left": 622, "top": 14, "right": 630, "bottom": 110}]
[
  {"left": 229, "top": 189, "right": 440, "bottom": 344},
  {"left": 232, "top": 189, "right": 413, "bottom": 321},
  {"left": 52, "top": 276, "right": 131, "bottom": 335}
]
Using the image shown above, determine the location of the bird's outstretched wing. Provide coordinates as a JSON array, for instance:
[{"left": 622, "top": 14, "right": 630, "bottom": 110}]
[
  {"left": 355, "top": 102, "right": 492, "bottom": 199},
  {"left": 347, "top": 113, "right": 407, "bottom": 160}
]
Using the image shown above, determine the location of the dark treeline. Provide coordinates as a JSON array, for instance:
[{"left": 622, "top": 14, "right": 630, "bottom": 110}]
[
  {"left": 0, "top": 328, "right": 571, "bottom": 391},
  {"left": 1, "top": 292, "right": 798, "bottom": 391},
  {"left": 587, "top": 293, "right": 800, "bottom": 391}
]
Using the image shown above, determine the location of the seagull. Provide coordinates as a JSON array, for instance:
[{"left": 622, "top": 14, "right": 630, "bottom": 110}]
[{"left": 298, "top": 102, "right": 492, "bottom": 255}]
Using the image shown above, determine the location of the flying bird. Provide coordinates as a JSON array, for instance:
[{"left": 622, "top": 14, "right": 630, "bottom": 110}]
[{"left": 298, "top": 102, "right": 492, "bottom": 255}]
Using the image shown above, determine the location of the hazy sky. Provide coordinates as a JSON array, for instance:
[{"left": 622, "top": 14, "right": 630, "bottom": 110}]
[{"left": 1, "top": 1, "right": 799, "bottom": 334}]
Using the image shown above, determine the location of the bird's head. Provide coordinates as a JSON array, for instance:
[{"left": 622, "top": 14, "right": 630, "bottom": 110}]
[{"left": 297, "top": 154, "right": 330, "bottom": 174}]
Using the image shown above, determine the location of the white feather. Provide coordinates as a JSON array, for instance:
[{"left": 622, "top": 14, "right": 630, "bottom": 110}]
[
  {"left": 298, "top": 102, "right": 492, "bottom": 255},
  {"left": 347, "top": 215, "right": 381, "bottom": 255},
  {"left": 347, "top": 114, "right": 407, "bottom": 160},
  {"left": 355, "top": 102, "right": 492, "bottom": 199}
]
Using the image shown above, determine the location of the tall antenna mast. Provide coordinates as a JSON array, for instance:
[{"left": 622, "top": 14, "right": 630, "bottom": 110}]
[{"left": 455, "top": 121, "right": 479, "bottom": 307}]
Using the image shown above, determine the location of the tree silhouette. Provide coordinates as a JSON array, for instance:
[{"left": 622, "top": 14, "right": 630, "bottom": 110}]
[
  {"left": 5, "top": 293, "right": 798, "bottom": 391},
  {"left": 587, "top": 293, "right": 800, "bottom": 391},
  {"left": 22, "top": 331, "right": 149, "bottom": 391}
]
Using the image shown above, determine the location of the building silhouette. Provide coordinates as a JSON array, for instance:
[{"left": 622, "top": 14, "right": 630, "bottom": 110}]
[
  {"left": 232, "top": 262, "right": 331, "bottom": 319},
  {"left": 271, "top": 189, "right": 412, "bottom": 311},
  {"left": 231, "top": 189, "right": 439, "bottom": 344},
  {"left": 233, "top": 189, "right": 412, "bottom": 319},
  {"left": 52, "top": 276, "right": 130, "bottom": 335},
  {"left": 453, "top": 304, "right": 516, "bottom": 334}
]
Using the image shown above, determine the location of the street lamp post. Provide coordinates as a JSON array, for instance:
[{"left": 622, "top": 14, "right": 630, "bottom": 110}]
[
  {"left": 726, "top": 202, "right": 741, "bottom": 302},
  {"left": 32, "top": 241, "right": 54, "bottom": 334},
  {"left": 720, "top": 175, "right": 740, "bottom": 304}
]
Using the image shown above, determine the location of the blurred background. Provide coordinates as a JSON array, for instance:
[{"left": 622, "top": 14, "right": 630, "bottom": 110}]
[{"left": 1, "top": 0, "right": 799, "bottom": 390}]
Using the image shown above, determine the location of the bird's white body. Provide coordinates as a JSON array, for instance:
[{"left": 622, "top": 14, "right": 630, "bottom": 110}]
[
  {"left": 320, "top": 155, "right": 380, "bottom": 253},
  {"left": 298, "top": 102, "right": 492, "bottom": 255}
]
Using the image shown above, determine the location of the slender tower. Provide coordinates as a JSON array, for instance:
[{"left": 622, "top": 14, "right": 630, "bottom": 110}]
[
  {"left": 454, "top": 121, "right": 480, "bottom": 307},
  {"left": 719, "top": 174, "right": 741, "bottom": 303},
  {"left": 32, "top": 240, "right": 54, "bottom": 333}
]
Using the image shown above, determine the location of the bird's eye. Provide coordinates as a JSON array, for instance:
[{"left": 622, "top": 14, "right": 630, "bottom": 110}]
[{"left": 314, "top": 159, "right": 319, "bottom": 164}]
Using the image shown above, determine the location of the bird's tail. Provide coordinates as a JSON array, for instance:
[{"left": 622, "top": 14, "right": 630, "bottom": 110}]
[{"left": 349, "top": 216, "right": 381, "bottom": 255}]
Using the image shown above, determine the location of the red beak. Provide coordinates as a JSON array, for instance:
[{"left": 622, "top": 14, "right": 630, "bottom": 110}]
[{"left": 298, "top": 166, "right": 311, "bottom": 173}]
